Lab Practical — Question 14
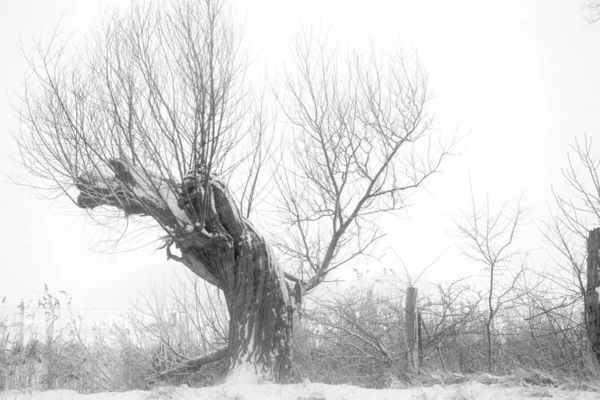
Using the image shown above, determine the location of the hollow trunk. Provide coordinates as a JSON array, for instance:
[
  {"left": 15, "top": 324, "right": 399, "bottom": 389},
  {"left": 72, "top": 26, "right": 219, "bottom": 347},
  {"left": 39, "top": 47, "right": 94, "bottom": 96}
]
[{"left": 76, "top": 160, "right": 294, "bottom": 382}]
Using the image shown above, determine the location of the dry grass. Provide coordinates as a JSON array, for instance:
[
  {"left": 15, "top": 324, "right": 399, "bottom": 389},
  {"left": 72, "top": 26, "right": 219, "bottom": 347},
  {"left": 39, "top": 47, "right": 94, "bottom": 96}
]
[{"left": 1, "top": 276, "right": 599, "bottom": 393}]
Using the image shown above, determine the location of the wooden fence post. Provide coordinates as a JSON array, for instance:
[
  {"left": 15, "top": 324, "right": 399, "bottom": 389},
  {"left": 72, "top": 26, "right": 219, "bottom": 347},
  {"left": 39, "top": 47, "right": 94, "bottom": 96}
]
[
  {"left": 405, "top": 286, "right": 419, "bottom": 373},
  {"left": 417, "top": 312, "right": 423, "bottom": 365},
  {"left": 586, "top": 228, "right": 600, "bottom": 362}
]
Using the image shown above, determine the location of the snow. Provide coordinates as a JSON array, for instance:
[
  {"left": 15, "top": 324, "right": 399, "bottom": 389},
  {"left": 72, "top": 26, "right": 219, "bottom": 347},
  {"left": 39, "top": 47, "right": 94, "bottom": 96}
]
[
  {"left": 596, "top": 286, "right": 600, "bottom": 298},
  {"left": 95, "top": 181, "right": 110, "bottom": 190},
  {"left": 1, "top": 382, "right": 598, "bottom": 400},
  {"left": 126, "top": 166, "right": 191, "bottom": 225},
  {"left": 226, "top": 363, "right": 261, "bottom": 385},
  {"left": 227, "top": 325, "right": 263, "bottom": 384}
]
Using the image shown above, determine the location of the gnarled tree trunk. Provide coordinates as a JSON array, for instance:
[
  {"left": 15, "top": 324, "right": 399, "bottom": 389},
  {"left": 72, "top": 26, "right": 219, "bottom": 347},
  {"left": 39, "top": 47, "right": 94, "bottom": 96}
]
[{"left": 76, "top": 159, "right": 293, "bottom": 382}]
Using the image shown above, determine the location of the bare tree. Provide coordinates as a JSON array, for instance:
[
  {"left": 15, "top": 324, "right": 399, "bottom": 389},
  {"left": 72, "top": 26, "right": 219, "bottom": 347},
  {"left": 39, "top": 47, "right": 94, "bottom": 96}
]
[
  {"left": 274, "top": 31, "right": 453, "bottom": 296},
  {"left": 547, "top": 135, "right": 600, "bottom": 359},
  {"left": 13, "top": 2, "right": 452, "bottom": 382},
  {"left": 15, "top": 0, "right": 295, "bottom": 381},
  {"left": 547, "top": 137, "right": 600, "bottom": 298},
  {"left": 455, "top": 187, "right": 528, "bottom": 373}
]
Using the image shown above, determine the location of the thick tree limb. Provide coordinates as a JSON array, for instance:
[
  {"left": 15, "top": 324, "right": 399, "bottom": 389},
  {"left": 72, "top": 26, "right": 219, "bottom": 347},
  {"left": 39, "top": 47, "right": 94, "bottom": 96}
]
[
  {"left": 76, "top": 158, "right": 222, "bottom": 288},
  {"left": 149, "top": 346, "right": 229, "bottom": 381},
  {"left": 76, "top": 159, "right": 189, "bottom": 228}
]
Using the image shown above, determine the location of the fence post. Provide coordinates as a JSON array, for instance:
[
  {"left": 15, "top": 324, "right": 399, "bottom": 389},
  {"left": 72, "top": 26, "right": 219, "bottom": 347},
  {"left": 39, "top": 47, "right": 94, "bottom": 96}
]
[
  {"left": 417, "top": 312, "right": 423, "bottom": 365},
  {"left": 586, "top": 228, "right": 600, "bottom": 363},
  {"left": 405, "top": 286, "right": 419, "bottom": 373}
]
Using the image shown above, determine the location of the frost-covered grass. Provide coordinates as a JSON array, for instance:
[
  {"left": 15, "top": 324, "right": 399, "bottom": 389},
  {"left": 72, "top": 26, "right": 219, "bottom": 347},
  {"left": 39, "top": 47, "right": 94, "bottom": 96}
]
[
  {"left": 2, "top": 281, "right": 598, "bottom": 394},
  {"left": 0, "top": 380, "right": 599, "bottom": 400}
]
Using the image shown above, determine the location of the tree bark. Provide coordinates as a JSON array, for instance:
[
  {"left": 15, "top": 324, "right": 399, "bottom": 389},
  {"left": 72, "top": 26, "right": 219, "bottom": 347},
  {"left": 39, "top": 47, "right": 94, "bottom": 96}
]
[
  {"left": 405, "top": 287, "right": 419, "bottom": 374},
  {"left": 586, "top": 228, "right": 600, "bottom": 363},
  {"left": 76, "top": 160, "right": 293, "bottom": 382}
]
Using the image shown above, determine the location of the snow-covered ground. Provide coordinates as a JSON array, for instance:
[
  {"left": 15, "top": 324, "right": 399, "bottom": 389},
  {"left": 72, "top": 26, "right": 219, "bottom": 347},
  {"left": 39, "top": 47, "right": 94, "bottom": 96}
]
[{"left": 1, "top": 382, "right": 598, "bottom": 400}]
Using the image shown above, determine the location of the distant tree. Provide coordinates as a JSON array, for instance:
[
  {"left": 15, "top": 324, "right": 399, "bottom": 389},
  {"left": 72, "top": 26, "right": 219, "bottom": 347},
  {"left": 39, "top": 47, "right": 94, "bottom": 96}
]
[
  {"left": 14, "top": 0, "right": 451, "bottom": 382},
  {"left": 456, "top": 187, "right": 528, "bottom": 373}
]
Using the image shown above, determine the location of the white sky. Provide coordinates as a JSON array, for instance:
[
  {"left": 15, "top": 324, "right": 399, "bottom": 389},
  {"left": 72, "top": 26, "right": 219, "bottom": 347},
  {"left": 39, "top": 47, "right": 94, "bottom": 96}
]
[{"left": 1, "top": 0, "right": 599, "bottom": 309}]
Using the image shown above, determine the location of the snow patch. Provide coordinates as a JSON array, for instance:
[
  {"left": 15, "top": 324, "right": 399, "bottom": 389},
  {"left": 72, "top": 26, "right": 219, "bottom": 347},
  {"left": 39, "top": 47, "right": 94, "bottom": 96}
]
[
  {"left": 226, "top": 362, "right": 261, "bottom": 385},
  {"left": 183, "top": 224, "right": 194, "bottom": 234},
  {"left": 3, "top": 382, "right": 600, "bottom": 400},
  {"left": 95, "top": 181, "right": 110, "bottom": 190},
  {"left": 227, "top": 323, "right": 268, "bottom": 384},
  {"left": 127, "top": 167, "right": 191, "bottom": 225}
]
